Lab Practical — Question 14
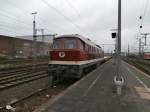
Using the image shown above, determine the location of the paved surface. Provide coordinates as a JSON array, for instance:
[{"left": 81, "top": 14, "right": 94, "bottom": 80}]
[{"left": 35, "top": 59, "right": 150, "bottom": 112}]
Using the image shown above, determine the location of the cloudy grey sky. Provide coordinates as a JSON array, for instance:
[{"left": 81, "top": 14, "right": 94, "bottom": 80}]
[{"left": 0, "top": 0, "right": 150, "bottom": 53}]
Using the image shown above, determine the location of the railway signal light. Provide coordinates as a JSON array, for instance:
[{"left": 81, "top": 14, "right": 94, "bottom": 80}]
[
  {"left": 139, "top": 16, "right": 142, "bottom": 19},
  {"left": 111, "top": 32, "right": 117, "bottom": 38}
]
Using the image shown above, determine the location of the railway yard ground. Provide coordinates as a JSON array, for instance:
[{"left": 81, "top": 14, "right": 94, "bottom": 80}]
[
  {"left": 0, "top": 60, "right": 82, "bottom": 112},
  {"left": 8, "top": 81, "right": 75, "bottom": 112},
  {"left": 0, "top": 59, "right": 48, "bottom": 70},
  {"left": 0, "top": 58, "right": 150, "bottom": 112}
]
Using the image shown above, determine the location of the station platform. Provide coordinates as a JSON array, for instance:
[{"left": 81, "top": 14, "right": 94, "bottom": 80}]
[{"left": 34, "top": 59, "right": 150, "bottom": 112}]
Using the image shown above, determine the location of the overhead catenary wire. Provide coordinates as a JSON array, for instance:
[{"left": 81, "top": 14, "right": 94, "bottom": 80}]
[
  {"left": 135, "top": 0, "right": 149, "bottom": 49},
  {"left": 64, "top": 0, "right": 95, "bottom": 37},
  {"left": 8, "top": 0, "right": 63, "bottom": 32},
  {"left": 0, "top": 20, "right": 32, "bottom": 31},
  {"left": 41, "top": 0, "right": 85, "bottom": 34},
  {"left": 0, "top": 10, "right": 32, "bottom": 28},
  {"left": 136, "top": 0, "right": 146, "bottom": 37},
  {"left": 139, "top": 0, "right": 149, "bottom": 30},
  {"left": 1, "top": 0, "right": 88, "bottom": 36},
  {"left": 64, "top": 0, "right": 82, "bottom": 19},
  {"left": 2, "top": 0, "right": 60, "bottom": 34},
  {"left": 0, "top": 4, "right": 34, "bottom": 36},
  {"left": 0, "top": 25, "right": 31, "bottom": 34},
  {"left": 0, "top": 24, "right": 32, "bottom": 33},
  {"left": 136, "top": 0, "right": 150, "bottom": 53},
  {"left": 4, "top": 0, "right": 43, "bottom": 25},
  {"left": 0, "top": 27, "right": 29, "bottom": 36},
  {"left": 0, "top": 10, "right": 55, "bottom": 37}
]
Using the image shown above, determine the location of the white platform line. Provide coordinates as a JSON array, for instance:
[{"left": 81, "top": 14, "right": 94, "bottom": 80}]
[
  {"left": 83, "top": 73, "right": 102, "bottom": 97},
  {"left": 126, "top": 66, "right": 150, "bottom": 94}
]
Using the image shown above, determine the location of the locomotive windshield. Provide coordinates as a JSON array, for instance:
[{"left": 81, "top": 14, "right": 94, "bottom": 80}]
[
  {"left": 64, "top": 39, "right": 76, "bottom": 49},
  {"left": 53, "top": 38, "right": 76, "bottom": 49}
]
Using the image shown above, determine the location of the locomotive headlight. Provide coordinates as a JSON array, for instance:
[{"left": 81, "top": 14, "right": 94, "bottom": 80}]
[{"left": 59, "top": 52, "right": 65, "bottom": 58}]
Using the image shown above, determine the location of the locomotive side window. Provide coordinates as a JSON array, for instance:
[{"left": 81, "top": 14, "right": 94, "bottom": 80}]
[
  {"left": 85, "top": 44, "right": 88, "bottom": 51},
  {"left": 89, "top": 46, "right": 92, "bottom": 53},
  {"left": 78, "top": 40, "right": 84, "bottom": 50},
  {"left": 65, "top": 39, "right": 76, "bottom": 49}
]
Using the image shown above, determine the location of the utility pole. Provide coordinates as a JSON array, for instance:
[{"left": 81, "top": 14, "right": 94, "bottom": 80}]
[
  {"left": 139, "top": 38, "right": 141, "bottom": 55},
  {"left": 118, "top": 0, "right": 121, "bottom": 57},
  {"left": 116, "top": 0, "right": 122, "bottom": 77},
  {"left": 102, "top": 44, "right": 105, "bottom": 56},
  {"left": 128, "top": 43, "right": 130, "bottom": 56},
  {"left": 142, "top": 45, "right": 144, "bottom": 55},
  {"left": 41, "top": 29, "right": 44, "bottom": 43},
  {"left": 141, "top": 33, "right": 150, "bottom": 46},
  {"left": 41, "top": 29, "right": 45, "bottom": 56},
  {"left": 31, "top": 12, "right": 37, "bottom": 66},
  {"left": 114, "top": 0, "right": 124, "bottom": 96}
]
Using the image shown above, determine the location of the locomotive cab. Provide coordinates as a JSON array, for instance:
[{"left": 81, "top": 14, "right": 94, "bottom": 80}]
[{"left": 50, "top": 37, "right": 88, "bottom": 61}]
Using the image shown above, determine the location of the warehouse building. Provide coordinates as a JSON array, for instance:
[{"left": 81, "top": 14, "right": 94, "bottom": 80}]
[{"left": 0, "top": 35, "right": 50, "bottom": 59}]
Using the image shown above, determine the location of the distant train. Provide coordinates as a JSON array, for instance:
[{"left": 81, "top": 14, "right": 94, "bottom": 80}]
[
  {"left": 144, "top": 52, "right": 150, "bottom": 60},
  {"left": 48, "top": 34, "right": 105, "bottom": 80}
]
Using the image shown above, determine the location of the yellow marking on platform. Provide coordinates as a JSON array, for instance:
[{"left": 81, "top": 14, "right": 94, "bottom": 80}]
[{"left": 135, "top": 87, "right": 150, "bottom": 100}]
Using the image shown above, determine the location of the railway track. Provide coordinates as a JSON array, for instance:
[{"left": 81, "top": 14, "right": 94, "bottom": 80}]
[
  {"left": 1, "top": 58, "right": 48, "bottom": 64},
  {"left": 0, "top": 64, "right": 48, "bottom": 90},
  {"left": 0, "top": 66, "right": 76, "bottom": 112},
  {"left": 0, "top": 61, "right": 47, "bottom": 71},
  {"left": 0, "top": 64, "right": 47, "bottom": 77},
  {"left": 124, "top": 58, "right": 150, "bottom": 75}
]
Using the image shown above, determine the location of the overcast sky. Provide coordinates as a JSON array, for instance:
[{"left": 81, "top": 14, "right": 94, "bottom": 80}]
[{"left": 0, "top": 0, "right": 150, "bottom": 53}]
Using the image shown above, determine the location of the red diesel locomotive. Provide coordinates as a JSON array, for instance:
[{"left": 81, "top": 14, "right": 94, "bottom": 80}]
[{"left": 48, "top": 34, "right": 104, "bottom": 79}]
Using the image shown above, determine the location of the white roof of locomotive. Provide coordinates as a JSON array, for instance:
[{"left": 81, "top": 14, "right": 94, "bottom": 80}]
[{"left": 55, "top": 34, "right": 101, "bottom": 49}]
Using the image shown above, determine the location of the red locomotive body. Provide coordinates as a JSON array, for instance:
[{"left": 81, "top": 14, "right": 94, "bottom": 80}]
[
  {"left": 48, "top": 34, "right": 104, "bottom": 79},
  {"left": 144, "top": 52, "right": 150, "bottom": 60}
]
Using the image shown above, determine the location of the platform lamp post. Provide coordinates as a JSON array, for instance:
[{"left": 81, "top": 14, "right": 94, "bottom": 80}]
[
  {"left": 113, "top": 0, "right": 124, "bottom": 96},
  {"left": 31, "top": 12, "right": 37, "bottom": 68},
  {"left": 114, "top": 0, "right": 122, "bottom": 78}
]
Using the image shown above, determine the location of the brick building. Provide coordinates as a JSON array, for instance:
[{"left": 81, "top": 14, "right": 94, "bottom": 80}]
[{"left": 0, "top": 35, "right": 50, "bottom": 59}]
